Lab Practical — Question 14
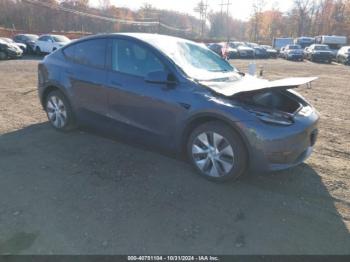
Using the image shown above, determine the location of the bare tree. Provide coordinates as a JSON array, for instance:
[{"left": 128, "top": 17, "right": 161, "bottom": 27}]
[
  {"left": 251, "top": 0, "right": 266, "bottom": 42},
  {"left": 98, "top": 0, "right": 110, "bottom": 10},
  {"left": 293, "top": 0, "right": 313, "bottom": 36}
]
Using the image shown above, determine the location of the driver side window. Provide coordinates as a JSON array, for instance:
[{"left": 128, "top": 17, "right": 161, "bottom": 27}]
[{"left": 111, "top": 39, "right": 165, "bottom": 77}]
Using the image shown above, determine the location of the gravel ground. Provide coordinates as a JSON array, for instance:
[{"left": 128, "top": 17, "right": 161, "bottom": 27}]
[{"left": 0, "top": 57, "right": 349, "bottom": 254}]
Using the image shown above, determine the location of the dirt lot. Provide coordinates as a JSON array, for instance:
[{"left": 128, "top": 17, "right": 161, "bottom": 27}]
[{"left": 0, "top": 57, "right": 349, "bottom": 254}]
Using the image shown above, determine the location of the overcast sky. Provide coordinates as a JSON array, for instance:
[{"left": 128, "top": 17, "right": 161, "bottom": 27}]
[{"left": 89, "top": 0, "right": 294, "bottom": 21}]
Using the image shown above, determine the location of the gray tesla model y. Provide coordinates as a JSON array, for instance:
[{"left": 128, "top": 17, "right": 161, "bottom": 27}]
[{"left": 38, "top": 33, "right": 319, "bottom": 181}]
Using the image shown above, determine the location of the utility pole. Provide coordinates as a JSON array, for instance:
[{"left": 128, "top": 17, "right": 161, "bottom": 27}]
[
  {"left": 219, "top": 0, "right": 224, "bottom": 15},
  {"left": 203, "top": 0, "right": 208, "bottom": 39},
  {"left": 194, "top": 0, "right": 208, "bottom": 40},
  {"left": 219, "top": 0, "right": 232, "bottom": 42},
  {"left": 218, "top": 0, "right": 232, "bottom": 41},
  {"left": 225, "top": 0, "right": 231, "bottom": 42}
]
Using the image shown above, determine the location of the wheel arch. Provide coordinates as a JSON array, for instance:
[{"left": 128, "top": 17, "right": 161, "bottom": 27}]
[
  {"left": 180, "top": 113, "right": 252, "bottom": 161},
  {"left": 41, "top": 84, "right": 69, "bottom": 108}
]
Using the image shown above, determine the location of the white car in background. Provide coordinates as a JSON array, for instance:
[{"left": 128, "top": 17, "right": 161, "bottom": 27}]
[
  {"left": 35, "top": 34, "right": 70, "bottom": 54},
  {"left": 336, "top": 46, "right": 350, "bottom": 65},
  {"left": 0, "top": 37, "right": 27, "bottom": 52}
]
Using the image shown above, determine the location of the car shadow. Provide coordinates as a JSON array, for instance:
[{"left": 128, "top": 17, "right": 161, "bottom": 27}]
[{"left": 0, "top": 122, "right": 349, "bottom": 254}]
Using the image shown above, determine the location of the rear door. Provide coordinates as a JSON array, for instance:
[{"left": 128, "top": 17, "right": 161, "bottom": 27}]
[{"left": 62, "top": 38, "right": 109, "bottom": 118}]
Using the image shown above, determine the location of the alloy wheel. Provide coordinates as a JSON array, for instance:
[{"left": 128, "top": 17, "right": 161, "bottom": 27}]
[
  {"left": 192, "top": 132, "right": 234, "bottom": 177},
  {"left": 46, "top": 96, "right": 67, "bottom": 128}
]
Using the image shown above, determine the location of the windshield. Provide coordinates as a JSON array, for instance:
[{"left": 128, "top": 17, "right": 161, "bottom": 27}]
[
  {"left": 52, "top": 35, "right": 70, "bottom": 42},
  {"left": 149, "top": 38, "right": 238, "bottom": 81},
  {"left": 25, "top": 35, "right": 38, "bottom": 41},
  {"left": 315, "top": 45, "right": 329, "bottom": 50}
]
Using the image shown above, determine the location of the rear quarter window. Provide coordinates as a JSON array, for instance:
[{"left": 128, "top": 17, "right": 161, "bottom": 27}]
[{"left": 63, "top": 39, "right": 106, "bottom": 69}]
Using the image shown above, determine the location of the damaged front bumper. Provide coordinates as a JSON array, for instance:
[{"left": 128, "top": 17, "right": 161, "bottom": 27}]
[{"left": 238, "top": 107, "right": 319, "bottom": 172}]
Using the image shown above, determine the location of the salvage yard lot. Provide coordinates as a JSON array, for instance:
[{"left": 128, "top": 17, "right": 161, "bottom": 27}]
[{"left": 0, "top": 57, "right": 349, "bottom": 254}]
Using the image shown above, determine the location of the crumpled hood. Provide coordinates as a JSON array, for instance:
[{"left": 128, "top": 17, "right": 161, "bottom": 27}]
[{"left": 199, "top": 74, "right": 318, "bottom": 97}]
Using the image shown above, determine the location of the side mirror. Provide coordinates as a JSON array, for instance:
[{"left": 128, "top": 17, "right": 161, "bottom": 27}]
[{"left": 145, "top": 71, "right": 176, "bottom": 85}]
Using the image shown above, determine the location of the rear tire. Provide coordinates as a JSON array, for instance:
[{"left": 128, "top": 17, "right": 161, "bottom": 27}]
[
  {"left": 45, "top": 90, "right": 77, "bottom": 131},
  {"left": 187, "top": 121, "right": 248, "bottom": 182}
]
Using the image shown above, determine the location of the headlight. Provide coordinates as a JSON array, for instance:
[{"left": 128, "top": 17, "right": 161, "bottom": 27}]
[{"left": 249, "top": 110, "right": 293, "bottom": 126}]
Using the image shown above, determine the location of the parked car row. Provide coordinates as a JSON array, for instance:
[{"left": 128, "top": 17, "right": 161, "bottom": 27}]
[
  {"left": 275, "top": 35, "right": 349, "bottom": 65},
  {"left": 278, "top": 43, "right": 350, "bottom": 65},
  {"left": 207, "top": 41, "right": 278, "bottom": 60},
  {"left": 1, "top": 33, "right": 349, "bottom": 66},
  {"left": 0, "top": 33, "right": 71, "bottom": 60}
]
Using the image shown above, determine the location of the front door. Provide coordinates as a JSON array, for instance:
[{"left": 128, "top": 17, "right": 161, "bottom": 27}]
[{"left": 106, "top": 38, "right": 185, "bottom": 148}]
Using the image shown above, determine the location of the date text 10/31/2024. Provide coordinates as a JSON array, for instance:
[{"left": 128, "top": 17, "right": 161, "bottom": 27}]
[{"left": 127, "top": 256, "right": 219, "bottom": 261}]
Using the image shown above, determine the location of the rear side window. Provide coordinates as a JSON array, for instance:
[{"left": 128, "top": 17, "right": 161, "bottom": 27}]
[
  {"left": 63, "top": 39, "right": 106, "bottom": 69},
  {"left": 39, "top": 36, "right": 49, "bottom": 41},
  {"left": 111, "top": 39, "right": 165, "bottom": 77}
]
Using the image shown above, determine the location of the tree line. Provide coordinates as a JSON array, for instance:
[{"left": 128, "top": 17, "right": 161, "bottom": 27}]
[
  {"left": 208, "top": 0, "right": 350, "bottom": 43},
  {"left": 0, "top": 0, "right": 349, "bottom": 43}
]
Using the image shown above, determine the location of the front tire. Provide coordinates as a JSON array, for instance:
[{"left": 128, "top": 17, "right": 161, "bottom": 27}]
[
  {"left": 187, "top": 121, "right": 248, "bottom": 182},
  {"left": 45, "top": 90, "right": 76, "bottom": 131}
]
